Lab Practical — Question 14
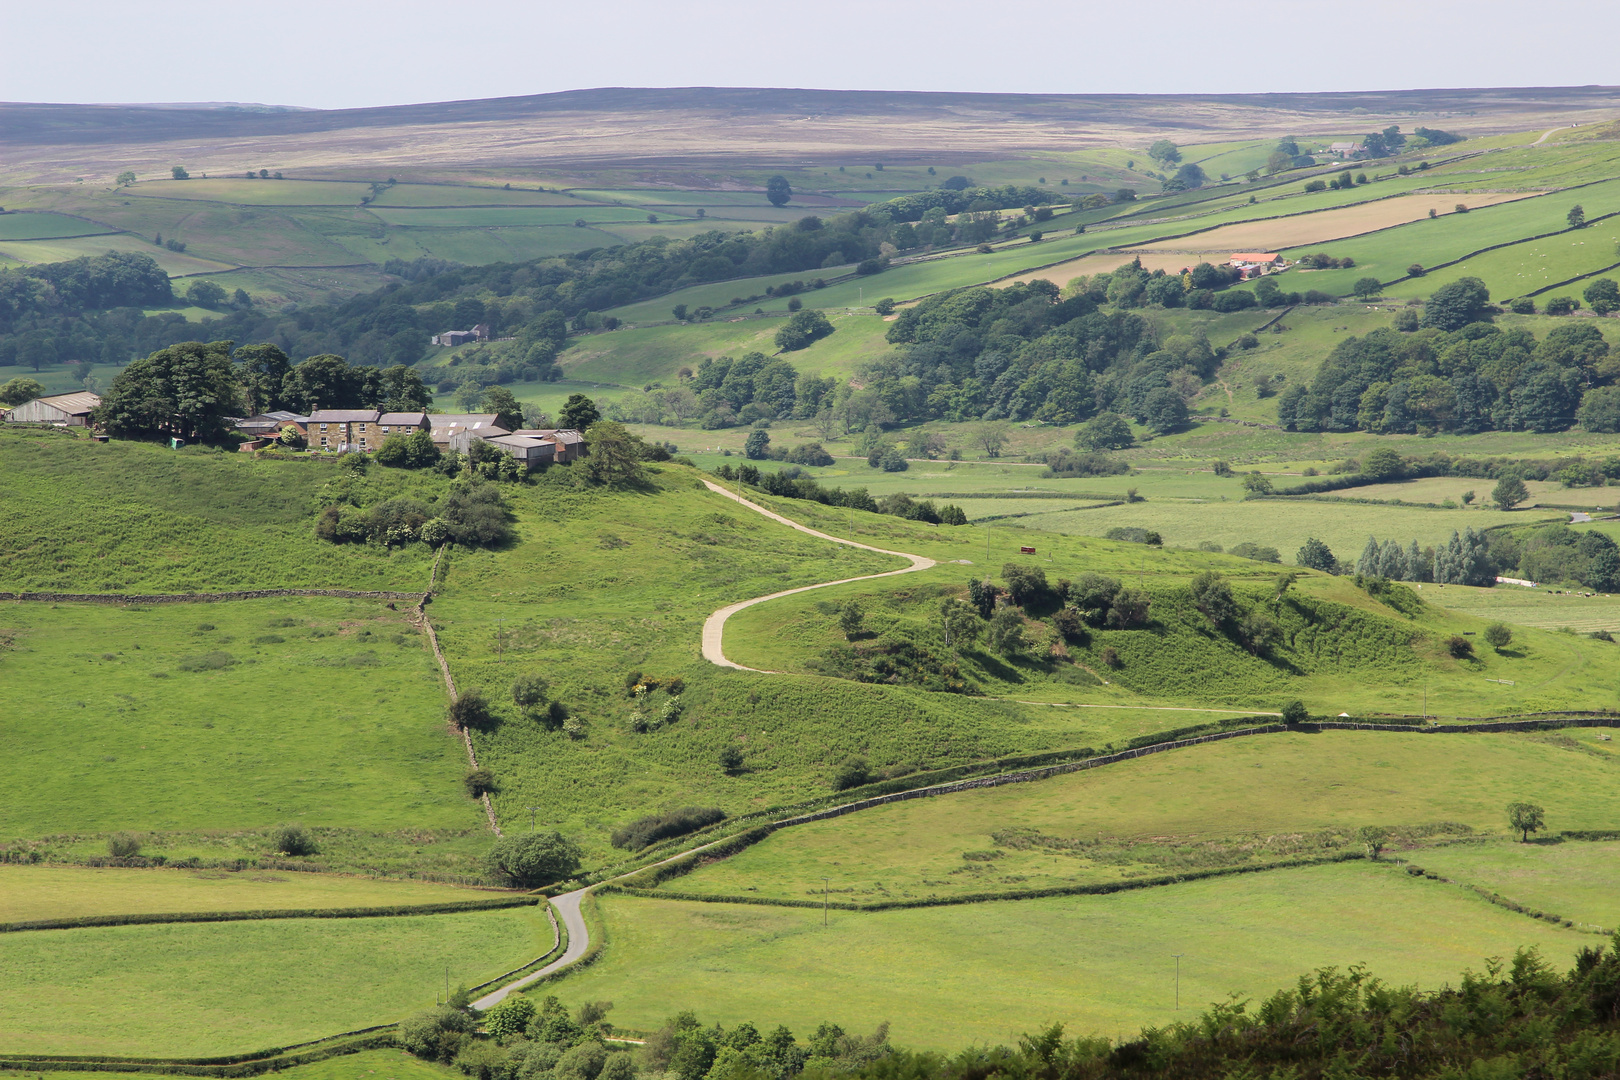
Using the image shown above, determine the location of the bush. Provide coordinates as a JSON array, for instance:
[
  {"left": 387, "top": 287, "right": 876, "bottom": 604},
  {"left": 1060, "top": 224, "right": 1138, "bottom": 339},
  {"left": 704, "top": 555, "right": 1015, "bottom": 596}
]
[
  {"left": 1448, "top": 635, "right": 1475, "bottom": 659},
  {"left": 775, "top": 309, "right": 834, "bottom": 351},
  {"left": 512, "top": 674, "right": 550, "bottom": 714},
  {"left": 718, "top": 745, "right": 745, "bottom": 774},
  {"left": 464, "top": 767, "right": 496, "bottom": 798},
  {"left": 448, "top": 688, "right": 496, "bottom": 730},
  {"left": 610, "top": 807, "right": 727, "bottom": 851},
  {"left": 1281, "top": 700, "right": 1308, "bottom": 725},
  {"left": 485, "top": 831, "right": 583, "bottom": 886},
  {"left": 272, "top": 823, "right": 317, "bottom": 856},
  {"left": 787, "top": 442, "right": 835, "bottom": 467},
  {"left": 1484, "top": 623, "right": 1513, "bottom": 650},
  {"left": 107, "top": 832, "right": 141, "bottom": 857},
  {"left": 832, "top": 758, "right": 872, "bottom": 791},
  {"left": 399, "top": 1005, "right": 473, "bottom": 1062},
  {"left": 1100, "top": 646, "right": 1120, "bottom": 668},
  {"left": 483, "top": 996, "right": 536, "bottom": 1042}
]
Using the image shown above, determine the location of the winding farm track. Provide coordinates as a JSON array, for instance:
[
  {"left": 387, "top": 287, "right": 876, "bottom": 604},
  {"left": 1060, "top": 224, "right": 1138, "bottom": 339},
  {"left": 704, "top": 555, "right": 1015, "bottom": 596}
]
[{"left": 698, "top": 479, "right": 936, "bottom": 671}]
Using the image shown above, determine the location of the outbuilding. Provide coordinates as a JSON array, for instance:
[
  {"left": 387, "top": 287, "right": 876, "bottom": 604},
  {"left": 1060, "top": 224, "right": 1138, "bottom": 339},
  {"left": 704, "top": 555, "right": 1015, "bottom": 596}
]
[{"left": 4, "top": 391, "right": 101, "bottom": 426}]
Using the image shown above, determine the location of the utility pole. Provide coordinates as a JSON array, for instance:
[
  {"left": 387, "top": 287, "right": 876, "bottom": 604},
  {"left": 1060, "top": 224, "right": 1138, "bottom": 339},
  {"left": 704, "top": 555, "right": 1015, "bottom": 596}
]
[
  {"left": 823, "top": 877, "right": 829, "bottom": 927},
  {"left": 1172, "top": 954, "right": 1183, "bottom": 1010},
  {"left": 497, "top": 617, "right": 504, "bottom": 661},
  {"left": 526, "top": 806, "right": 538, "bottom": 832}
]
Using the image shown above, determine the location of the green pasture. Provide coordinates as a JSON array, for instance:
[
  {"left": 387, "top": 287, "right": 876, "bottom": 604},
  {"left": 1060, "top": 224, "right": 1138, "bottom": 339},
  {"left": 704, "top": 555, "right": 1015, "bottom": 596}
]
[
  {"left": 1009, "top": 498, "right": 1554, "bottom": 567},
  {"left": 419, "top": 467, "right": 1136, "bottom": 862},
  {"left": 557, "top": 864, "right": 1586, "bottom": 1048},
  {"left": 368, "top": 206, "right": 667, "bottom": 228},
  {"left": 0, "top": 432, "right": 434, "bottom": 592},
  {"left": 0, "top": 211, "right": 116, "bottom": 240},
  {"left": 0, "top": 233, "right": 234, "bottom": 274},
  {"left": 0, "top": 598, "right": 472, "bottom": 838},
  {"left": 1276, "top": 181, "right": 1620, "bottom": 294},
  {"left": 1331, "top": 476, "right": 1597, "bottom": 508},
  {"left": 670, "top": 729, "right": 1620, "bottom": 902},
  {"left": 0, "top": 1049, "right": 458, "bottom": 1080},
  {"left": 1411, "top": 839, "right": 1620, "bottom": 929},
  {"left": 0, "top": 865, "right": 493, "bottom": 923},
  {"left": 0, "top": 906, "right": 549, "bottom": 1056},
  {"left": 127, "top": 179, "right": 374, "bottom": 205},
  {"left": 1382, "top": 230, "right": 1620, "bottom": 302},
  {"left": 561, "top": 310, "right": 895, "bottom": 387},
  {"left": 1425, "top": 582, "right": 1620, "bottom": 632},
  {"left": 370, "top": 184, "right": 584, "bottom": 207}
]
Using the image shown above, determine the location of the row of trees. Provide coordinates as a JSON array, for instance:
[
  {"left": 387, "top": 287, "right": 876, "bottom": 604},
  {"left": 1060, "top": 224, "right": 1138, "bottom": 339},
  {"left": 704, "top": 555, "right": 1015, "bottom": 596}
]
[{"left": 94, "top": 340, "right": 432, "bottom": 441}]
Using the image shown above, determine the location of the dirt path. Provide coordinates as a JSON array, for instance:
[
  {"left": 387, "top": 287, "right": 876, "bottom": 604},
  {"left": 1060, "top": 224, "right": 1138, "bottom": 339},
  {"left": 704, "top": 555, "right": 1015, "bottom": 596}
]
[{"left": 698, "top": 479, "right": 936, "bottom": 671}]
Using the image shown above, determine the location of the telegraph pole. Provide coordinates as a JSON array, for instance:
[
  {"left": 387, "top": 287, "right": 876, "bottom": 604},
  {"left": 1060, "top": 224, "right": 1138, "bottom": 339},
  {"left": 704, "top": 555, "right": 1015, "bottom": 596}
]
[
  {"left": 1172, "top": 954, "right": 1183, "bottom": 1010},
  {"left": 823, "top": 877, "right": 830, "bottom": 927}
]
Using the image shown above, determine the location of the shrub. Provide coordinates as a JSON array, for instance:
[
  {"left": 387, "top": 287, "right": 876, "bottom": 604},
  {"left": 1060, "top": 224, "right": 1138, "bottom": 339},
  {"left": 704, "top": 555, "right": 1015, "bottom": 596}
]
[
  {"left": 485, "top": 831, "right": 583, "bottom": 886},
  {"left": 464, "top": 767, "right": 496, "bottom": 798},
  {"left": 1229, "top": 542, "right": 1282, "bottom": 563},
  {"left": 1100, "top": 646, "right": 1120, "bottom": 668},
  {"left": 718, "top": 746, "right": 745, "bottom": 774},
  {"left": 610, "top": 807, "right": 727, "bottom": 851},
  {"left": 832, "top": 758, "right": 872, "bottom": 791},
  {"left": 272, "top": 823, "right": 317, "bottom": 856},
  {"left": 787, "top": 442, "right": 835, "bottom": 467},
  {"left": 483, "top": 996, "right": 536, "bottom": 1042},
  {"left": 1001, "top": 563, "right": 1052, "bottom": 608},
  {"left": 448, "top": 688, "right": 495, "bottom": 730},
  {"left": 512, "top": 674, "right": 550, "bottom": 714},
  {"left": 107, "top": 832, "right": 141, "bottom": 857},
  {"left": 177, "top": 651, "right": 235, "bottom": 672},
  {"left": 399, "top": 1006, "right": 473, "bottom": 1062},
  {"left": 1447, "top": 635, "right": 1474, "bottom": 659},
  {"left": 987, "top": 606, "right": 1027, "bottom": 655},
  {"left": 1281, "top": 700, "right": 1308, "bottom": 725},
  {"left": 775, "top": 309, "right": 834, "bottom": 351}
]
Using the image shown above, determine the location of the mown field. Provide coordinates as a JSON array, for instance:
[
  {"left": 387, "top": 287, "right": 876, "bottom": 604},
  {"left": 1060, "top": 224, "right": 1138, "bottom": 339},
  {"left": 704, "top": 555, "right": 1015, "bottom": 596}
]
[
  {"left": 1411, "top": 839, "right": 1620, "bottom": 930},
  {"left": 0, "top": 906, "right": 550, "bottom": 1056},
  {"left": 553, "top": 863, "right": 1589, "bottom": 1049},
  {"left": 0, "top": 865, "right": 499, "bottom": 923},
  {"left": 663, "top": 728, "right": 1620, "bottom": 901}
]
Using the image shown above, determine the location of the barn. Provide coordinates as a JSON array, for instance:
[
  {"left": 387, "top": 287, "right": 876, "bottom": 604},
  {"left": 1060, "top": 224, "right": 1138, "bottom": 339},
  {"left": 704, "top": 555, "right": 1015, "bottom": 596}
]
[{"left": 4, "top": 391, "right": 101, "bottom": 426}]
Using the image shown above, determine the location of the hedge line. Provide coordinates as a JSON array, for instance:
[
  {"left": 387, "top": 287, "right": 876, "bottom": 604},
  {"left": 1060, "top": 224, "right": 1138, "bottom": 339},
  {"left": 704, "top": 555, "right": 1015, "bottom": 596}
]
[
  {"left": 612, "top": 826, "right": 780, "bottom": 891},
  {"left": 469, "top": 903, "right": 563, "bottom": 994},
  {"left": 0, "top": 589, "right": 423, "bottom": 605},
  {"left": 0, "top": 896, "right": 536, "bottom": 934},
  {"left": 0, "top": 1028, "right": 398, "bottom": 1071},
  {"left": 608, "top": 851, "right": 1370, "bottom": 911}
]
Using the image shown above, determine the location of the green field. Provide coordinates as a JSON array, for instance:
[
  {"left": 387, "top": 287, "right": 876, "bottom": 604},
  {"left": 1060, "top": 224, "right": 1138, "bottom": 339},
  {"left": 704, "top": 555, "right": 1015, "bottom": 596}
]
[
  {"left": 0, "top": 906, "right": 549, "bottom": 1055},
  {"left": 552, "top": 864, "right": 1588, "bottom": 1049},
  {"left": 368, "top": 206, "right": 669, "bottom": 227},
  {"left": 0, "top": 865, "right": 499, "bottom": 923},
  {"left": 0, "top": 211, "right": 118, "bottom": 240},
  {"left": 0, "top": 597, "right": 473, "bottom": 842},
  {"left": 0, "top": 432, "right": 432, "bottom": 592},
  {"left": 664, "top": 729, "right": 1620, "bottom": 901},
  {"left": 1410, "top": 839, "right": 1620, "bottom": 929},
  {"left": 0, "top": 1049, "right": 457, "bottom": 1080}
]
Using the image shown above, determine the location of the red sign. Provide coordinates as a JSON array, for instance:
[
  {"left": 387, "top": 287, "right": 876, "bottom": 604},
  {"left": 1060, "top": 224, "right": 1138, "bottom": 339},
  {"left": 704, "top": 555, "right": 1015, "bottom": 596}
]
[{"left": 1020, "top": 546, "right": 1036, "bottom": 555}]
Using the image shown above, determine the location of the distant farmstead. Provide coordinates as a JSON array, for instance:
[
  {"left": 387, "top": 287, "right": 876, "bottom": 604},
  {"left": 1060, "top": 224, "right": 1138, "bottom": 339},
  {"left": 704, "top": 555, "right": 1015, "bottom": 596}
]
[
  {"left": 1328, "top": 142, "right": 1362, "bottom": 157},
  {"left": 431, "top": 323, "right": 491, "bottom": 347},
  {"left": 1229, "top": 253, "right": 1284, "bottom": 279},
  {"left": 4, "top": 391, "right": 101, "bottom": 426},
  {"left": 307, "top": 409, "right": 429, "bottom": 452}
]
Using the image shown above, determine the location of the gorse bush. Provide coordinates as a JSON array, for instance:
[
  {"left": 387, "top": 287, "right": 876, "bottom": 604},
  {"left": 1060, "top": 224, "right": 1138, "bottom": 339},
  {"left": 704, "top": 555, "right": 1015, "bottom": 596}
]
[
  {"left": 272, "top": 823, "right": 316, "bottom": 856},
  {"left": 610, "top": 807, "right": 727, "bottom": 851},
  {"left": 107, "top": 831, "right": 142, "bottom": 857}
]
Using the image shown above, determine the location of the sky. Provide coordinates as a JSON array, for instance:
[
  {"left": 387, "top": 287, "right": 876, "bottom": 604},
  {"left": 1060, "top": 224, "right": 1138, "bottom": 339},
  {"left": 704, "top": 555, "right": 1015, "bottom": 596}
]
[{"left": 5, "top": 0, "right": 1618, "bottom": 110}]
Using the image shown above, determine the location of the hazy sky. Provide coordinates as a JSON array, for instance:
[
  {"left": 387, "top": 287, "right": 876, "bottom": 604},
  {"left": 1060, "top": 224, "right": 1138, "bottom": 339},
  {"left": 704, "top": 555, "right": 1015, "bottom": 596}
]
[{"left": 6, "top": 0, "right": 1617, "bottom": 109}]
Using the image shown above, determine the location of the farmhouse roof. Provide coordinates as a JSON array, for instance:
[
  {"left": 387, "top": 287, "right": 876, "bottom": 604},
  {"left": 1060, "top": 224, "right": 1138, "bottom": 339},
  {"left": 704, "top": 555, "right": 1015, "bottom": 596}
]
[
  {"left": 378, "top": 412, "right": 428, "bottom": 426},
  {"left": 262, "top": 410, "right": 308, "bottom": 423},
  {"left": 513, "top": 427, "right": 585, "bottom": 444},
  {"left": 429, "top": 413, "right": 500, "bottom": 427},
  {"left": 308, "top": 409, "right": 381, "bottom": 423},
  {"left": 32, "top": 391, "right": 102, "bottom": 415},
  {"left": 1328, "top": 141, "right": 1360, "bottom": 152}
]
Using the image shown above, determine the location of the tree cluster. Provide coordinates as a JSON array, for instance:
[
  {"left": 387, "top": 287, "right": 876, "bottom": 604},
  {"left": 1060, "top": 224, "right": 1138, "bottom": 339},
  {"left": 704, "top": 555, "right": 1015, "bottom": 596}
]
[
  {"left": 1352, "top": 528, "right": 1498, "bottom": 587},
  {"left": 1279, "top": 311, "right": 1615, "bottom": 435}
]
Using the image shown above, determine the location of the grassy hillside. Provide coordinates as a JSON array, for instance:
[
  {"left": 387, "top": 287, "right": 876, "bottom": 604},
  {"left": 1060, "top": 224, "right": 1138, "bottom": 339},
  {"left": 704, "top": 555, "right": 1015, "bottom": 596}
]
[
  {"left": 0, "top": 905, "right": 550, "bottom": 1055},
  {"left": 0, "top": 431, "right": 434, "bottom": 592},
  {"left": 0, "top": 597, "right": 476, "bottom": 844},
  {"left": 665, "top": 728, "right": 1620, "bottom": 901},
  {"left": 552, "top": 863, "right": 1589, "bottom": 1048},
  {"left": 0, "top": 864, "right": 504, "bottom": 923}
]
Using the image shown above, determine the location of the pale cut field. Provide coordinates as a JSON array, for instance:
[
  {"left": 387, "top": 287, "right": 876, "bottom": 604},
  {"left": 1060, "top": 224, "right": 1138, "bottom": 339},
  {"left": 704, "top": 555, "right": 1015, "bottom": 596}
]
[
  {"left": 1325, "top": 477, "right": 1605, "bottom": 508},
  {"left": 999, "top": 192, "right": 1542, "bottom": 288},
  {"left": 0, "top": 233, "right": 235, "bottom": 274},
  {"left": 0, "top": 865, "right": 498, "bottom": 923},
  {"left": 1162, "top": 191, "right": 1542, "bottom": 253}
]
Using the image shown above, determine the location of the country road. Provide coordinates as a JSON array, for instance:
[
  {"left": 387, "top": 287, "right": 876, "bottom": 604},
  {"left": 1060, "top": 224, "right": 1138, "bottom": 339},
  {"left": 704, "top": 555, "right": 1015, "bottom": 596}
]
[
  {"left": 472, "top": 889, "right": 588, "bottom": 1010},
  {"left": 698, "top": 479, "right": 936, "bottom": 670}
]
